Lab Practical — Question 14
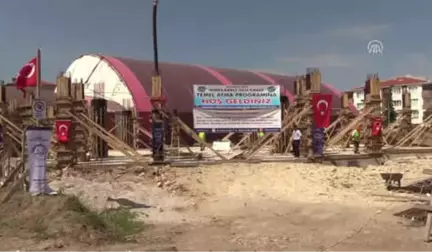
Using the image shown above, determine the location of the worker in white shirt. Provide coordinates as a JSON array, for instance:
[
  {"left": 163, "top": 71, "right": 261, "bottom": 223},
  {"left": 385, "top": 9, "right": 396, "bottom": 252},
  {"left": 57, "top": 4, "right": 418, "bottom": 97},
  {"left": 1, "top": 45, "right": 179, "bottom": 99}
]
[{"left": 292, "top": 125, "right": 302, "bottom": 158}]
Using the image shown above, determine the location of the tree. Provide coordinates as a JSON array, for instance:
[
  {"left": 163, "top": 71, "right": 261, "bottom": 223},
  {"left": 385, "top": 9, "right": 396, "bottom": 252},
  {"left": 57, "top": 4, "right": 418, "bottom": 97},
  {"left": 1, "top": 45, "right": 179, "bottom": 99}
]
[{"left": 383, "top": 88, "right": 397, "bottom": 126}]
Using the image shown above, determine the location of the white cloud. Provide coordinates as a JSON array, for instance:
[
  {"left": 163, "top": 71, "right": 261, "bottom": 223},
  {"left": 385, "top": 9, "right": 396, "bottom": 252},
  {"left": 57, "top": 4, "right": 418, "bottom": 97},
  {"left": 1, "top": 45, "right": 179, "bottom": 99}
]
[
  {"left": 277, "top": 53, "right": 367, "bottom": 69},
  {"left": 326, "top": 24, "right": 391, "bottom": 40}
]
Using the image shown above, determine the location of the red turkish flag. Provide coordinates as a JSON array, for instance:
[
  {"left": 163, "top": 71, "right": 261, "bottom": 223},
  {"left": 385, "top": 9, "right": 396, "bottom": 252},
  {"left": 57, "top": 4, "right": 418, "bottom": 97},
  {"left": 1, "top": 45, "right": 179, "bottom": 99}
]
[
  {"left": 371, "top": 117, "right": 383, "bottom": 136},
  {"left": 55, "top": 120, "right": 71, "bottom": 143},
  {"left": 312, "top": 94, "right": 333, "bottom": 128},
  {"left": 15, "top": 57, "right": 38, "bottom": 96}
]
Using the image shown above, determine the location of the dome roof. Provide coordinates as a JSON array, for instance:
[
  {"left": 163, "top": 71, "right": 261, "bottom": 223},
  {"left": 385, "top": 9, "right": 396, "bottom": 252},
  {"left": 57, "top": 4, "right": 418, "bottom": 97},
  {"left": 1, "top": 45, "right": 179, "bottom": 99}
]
[{"left": 66, "top": 54, "right": 356, "bottom": 114}]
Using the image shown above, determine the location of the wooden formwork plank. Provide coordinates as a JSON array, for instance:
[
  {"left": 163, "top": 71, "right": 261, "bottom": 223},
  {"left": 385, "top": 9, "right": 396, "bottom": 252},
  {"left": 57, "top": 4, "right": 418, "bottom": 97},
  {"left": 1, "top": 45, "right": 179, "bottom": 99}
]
[
  {"left": 396, "top": 127, "right": 421, "bottom": 146},
  {"left": 396, "top": 115, "right": 432, "bottom": 146},
  {"left": 126, "top": 128, "right": 150, "bottom": 149},
  {"left": 383, "top": 115, "right": 403, "bottom": 134},
  {"left": 245, "top": 106, "right": 311, "bottom": 160},
  {"left": 222, "top": 132, "right": 235, "bottom": 141},
  {"left": 0, "top": 115, "right": 22, "bottom": 134},
  {"left": 174, "top": 117, "right": 228, "bottom": 160},
  {"left": 229, "top": 105, "right": 308, "bottom": 160},
  {"left": 108, "top": 121, "right": 121, "bottom": 133},
  {"left": 0, "top": 115, "right": 56, "bottom": 157},
  {"left": 327, "top": 107, "right": 374, "bottom": 146},
  {"left": 0, "top": 161, "right": 23, "bottom": 189},
  {"left": 75, "top": 112, "right": 139, "bottom": 155},
  {"left": 159, "top": 111, "right": 227, "bottom": 160},
  {"left": 325, "top": 116, "right": 342, "bottom": 134},
  {"left": 6, "top": 132, "right": 20, "bottom": 146},
  {"left": 410, "top": 127, "right": 430, "bottom": 146},
  {"left": 0, "top": 166, "right": 26, "bottom": 204},
  {"left": 68, "top": 112, "right": 146, "bottom": 164},
  {"left": 232, "top": 133, "right": 251, "bottom": 150},
  {"left": 230, "top": 103, "right": 299, "bottom": 157}
]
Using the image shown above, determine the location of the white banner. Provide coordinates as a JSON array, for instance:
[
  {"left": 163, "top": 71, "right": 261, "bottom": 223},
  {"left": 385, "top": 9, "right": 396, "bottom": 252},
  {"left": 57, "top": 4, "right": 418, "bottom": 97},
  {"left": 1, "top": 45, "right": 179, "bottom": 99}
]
[
  {"left": 193, "top": 85, "right": 280, "bottom": 109},
  {"left": 193, "top": 108, "right": 281, "bottom": 133},
  {"left": 26, "top": 127, "right": 55, "bottom": 196}
]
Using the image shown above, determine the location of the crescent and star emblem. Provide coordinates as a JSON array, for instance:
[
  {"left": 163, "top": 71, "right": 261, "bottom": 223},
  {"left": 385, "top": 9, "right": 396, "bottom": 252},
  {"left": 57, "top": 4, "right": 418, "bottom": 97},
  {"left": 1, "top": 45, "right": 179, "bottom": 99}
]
[
  {"left": 25, "top": 63, "right": 35, "bottom": 79},
  {"left": 58, "top": 124, "right": 68, "bottom": 136},
  {"left": 373, "top": 121, "right": 381, "bottom": 132},
  {"left": 316, "top": 99, "right": 329, "bottom": 115},
  {"left": 375, "top": 123, "right": 380, "bottom": 130},
  {"left": 18, "top": 63, "right": 35, "bottom": 79}
]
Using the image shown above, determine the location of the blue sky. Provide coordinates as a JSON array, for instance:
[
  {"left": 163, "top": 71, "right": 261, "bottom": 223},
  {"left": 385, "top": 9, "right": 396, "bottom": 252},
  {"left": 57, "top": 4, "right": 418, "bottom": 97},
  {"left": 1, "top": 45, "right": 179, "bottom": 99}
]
[{"left": 1, "top": 0, "right": 432, "bottom": 90}]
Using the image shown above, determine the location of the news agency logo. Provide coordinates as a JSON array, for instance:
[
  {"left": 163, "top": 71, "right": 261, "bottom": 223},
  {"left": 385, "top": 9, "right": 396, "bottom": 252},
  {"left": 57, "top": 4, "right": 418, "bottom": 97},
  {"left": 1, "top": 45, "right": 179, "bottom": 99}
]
[{"left": 367, "top": 40, "right": 383, "bottom": 55}]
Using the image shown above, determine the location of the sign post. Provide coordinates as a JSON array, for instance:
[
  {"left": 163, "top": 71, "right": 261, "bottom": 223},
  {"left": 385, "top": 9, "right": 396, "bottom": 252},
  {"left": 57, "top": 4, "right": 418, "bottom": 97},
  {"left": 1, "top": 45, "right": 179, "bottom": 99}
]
[{"left": 32, "top": 99, "right": 46, "bottom": 121}]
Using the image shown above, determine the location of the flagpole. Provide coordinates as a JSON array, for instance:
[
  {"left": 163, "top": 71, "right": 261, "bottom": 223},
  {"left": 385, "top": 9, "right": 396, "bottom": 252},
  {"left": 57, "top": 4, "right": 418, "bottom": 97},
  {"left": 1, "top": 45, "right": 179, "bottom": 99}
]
[
  {"left": 36, "top": 48, "right": 41, "bottom": 99},
  {"left": 36, "top": 48, "right": 41, "bottom": 126}
]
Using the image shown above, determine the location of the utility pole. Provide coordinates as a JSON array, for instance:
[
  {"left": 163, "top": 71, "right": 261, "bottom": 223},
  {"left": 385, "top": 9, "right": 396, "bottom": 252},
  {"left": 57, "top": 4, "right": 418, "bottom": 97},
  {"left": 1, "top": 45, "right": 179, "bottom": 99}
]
[{"left": 150, "top": 0, "right": 165, "bottom": 162}]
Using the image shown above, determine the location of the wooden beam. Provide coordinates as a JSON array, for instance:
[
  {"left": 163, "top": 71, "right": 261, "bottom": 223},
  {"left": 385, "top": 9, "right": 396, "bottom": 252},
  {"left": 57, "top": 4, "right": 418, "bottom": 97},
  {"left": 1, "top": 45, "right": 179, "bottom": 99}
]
[
  {"left": 74, "top": 112, "right": 139, "bottom": 154},
  {"left": 245, "top": 106, "right": 311, "bottom": 159},
  {"left": 327, "top": 107, "right": 374, "bottom": 146},
  {"left": 0, "top": 161, "right": 23, "bottom": 188},
  {"left": 67, "top": 112, "right": 147, "bottom": 164},
  {"left": 222, "top": 132, "right": 235, "bottom": 141},
  {"left": 170, "top": 115, "right": 228, "bottom": 160},
  {"left": 396, "top": 115, "right": 432, "bottom": 146}
]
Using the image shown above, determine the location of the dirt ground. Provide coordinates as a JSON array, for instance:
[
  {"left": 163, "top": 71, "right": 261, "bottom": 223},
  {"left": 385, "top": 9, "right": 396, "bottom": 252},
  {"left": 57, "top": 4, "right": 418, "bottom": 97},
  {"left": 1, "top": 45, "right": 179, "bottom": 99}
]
[{"left": 2, "top": 156, "right": 432, "bottom": 251}]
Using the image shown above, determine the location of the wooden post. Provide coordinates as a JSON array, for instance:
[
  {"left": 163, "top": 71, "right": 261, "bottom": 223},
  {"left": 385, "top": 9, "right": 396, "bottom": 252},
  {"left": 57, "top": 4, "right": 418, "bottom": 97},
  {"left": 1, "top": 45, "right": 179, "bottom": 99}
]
[
  {"left": 272, "top": 95, "right": 290, "bottom": 153},
  {"left": 19, "top": 94, "right": 33, "bottom": 128},
  {"left": 7, "top": 100, "right": 20, "bottom": 157},
  {"left": 91, "top": 99, "right": 108, "bottom": 158},
  {"left": 55, "top": 76, "right": 75, "bottom": 169},
  {"left": 272, "top": 75, "right": 309, "bottom": 155},
  {"left": 0, "top": 85, "right": 6, "bottom": 178},
  {"left": 336, "top": 92, "right": 356, "bottom": 146},
  {"left": 365, "top": 74, "right": 383, "bottom": 152},
  {"left": 72, "top": 82, "right": 88, "bottom": 161},
  {"left": 132, "top": 108, "right": 139, "bottom": 149},
  {"left": 296, "top": 76, "right": 308, "bottom": 156},
  {"left": 118, "top": 109, "right": 133, "bottom": 147},
  {"left": 170, "top": 109, "right": 180, "bottom": 155},
  {"left": 342, "top": 92, "right": 349, "bottom": 110},
  {"left": 306, "top": 68, "right": 321, "bottom": 157},
  {"left": 308, "top": 68, "right": 321, "bottom": 94},
  {"left": 425, "top": 201, "right": 432, "bottom": 242},
  {"left": 400, "top": 89, "right": 414, "bottom": 144}
]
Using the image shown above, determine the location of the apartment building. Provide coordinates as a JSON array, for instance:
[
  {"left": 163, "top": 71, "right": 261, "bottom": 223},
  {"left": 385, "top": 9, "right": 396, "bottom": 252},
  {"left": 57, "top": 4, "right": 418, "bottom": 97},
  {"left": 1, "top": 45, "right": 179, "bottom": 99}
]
[{"left": 351, "top": 75, "right": 430, "bottom": 124}]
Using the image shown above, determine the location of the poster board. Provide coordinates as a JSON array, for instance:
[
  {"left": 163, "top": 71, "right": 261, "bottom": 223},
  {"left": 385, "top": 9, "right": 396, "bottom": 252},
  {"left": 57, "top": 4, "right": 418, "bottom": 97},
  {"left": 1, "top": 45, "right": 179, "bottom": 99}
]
[{"left": 193, "top": 85, "right": 281, "bottom": 133}]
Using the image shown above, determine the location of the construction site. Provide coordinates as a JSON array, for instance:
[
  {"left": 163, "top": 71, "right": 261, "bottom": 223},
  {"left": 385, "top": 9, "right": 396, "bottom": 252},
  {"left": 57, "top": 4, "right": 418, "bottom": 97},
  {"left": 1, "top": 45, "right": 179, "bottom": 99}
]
[{"left": 2, "top": 64, "right": 432, "bottom": 250}]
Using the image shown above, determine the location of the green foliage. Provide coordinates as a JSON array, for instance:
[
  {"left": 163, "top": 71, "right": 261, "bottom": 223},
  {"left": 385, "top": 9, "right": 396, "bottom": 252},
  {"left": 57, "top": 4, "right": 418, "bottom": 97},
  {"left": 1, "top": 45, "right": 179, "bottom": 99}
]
[
  {"left": 384, "top": 89, "right": 397, "bottom": 126},
  {"left": 64, "top": 195, "right": 146, "bottom": 242}
]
